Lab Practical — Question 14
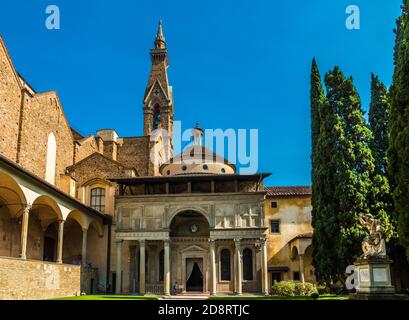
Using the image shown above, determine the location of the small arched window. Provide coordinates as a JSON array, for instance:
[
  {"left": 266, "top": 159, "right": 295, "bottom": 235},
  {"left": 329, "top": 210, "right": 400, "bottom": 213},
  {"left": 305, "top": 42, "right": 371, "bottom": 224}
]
[
  {"left": 45, "top": 133, "right": 57, "bottom": 184},
  {"left": 159, "top": 249, "right": 164, "bottom": 281},
  {"left": 90, "top": 188, "right": 105, "bottom": 212},
  {"left": 242, "top": 248, "right": 253, "bottom": 281},
  {"left": 220, "top": 249, "right": 231, "bottom": 281}
]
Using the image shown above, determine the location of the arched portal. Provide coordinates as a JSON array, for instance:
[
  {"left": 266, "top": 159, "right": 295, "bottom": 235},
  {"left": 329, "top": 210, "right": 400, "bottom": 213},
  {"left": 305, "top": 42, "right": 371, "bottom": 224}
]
[
  {"left": 169, "top": 210, "right": 210, "bottom": 293},
  {"left": 62, "top": 216, "right": 83, "bottom": 264},
  {"left": 29, "top": 196, "right": 63, "bottom": 261},
  {"left": 0, "top": 172, "right": 27, "bottom": 258}
]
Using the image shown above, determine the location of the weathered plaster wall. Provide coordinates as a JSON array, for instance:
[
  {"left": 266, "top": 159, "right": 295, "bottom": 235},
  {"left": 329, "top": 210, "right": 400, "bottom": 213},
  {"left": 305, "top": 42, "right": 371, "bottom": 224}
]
[{"left": 264, "top": 195, "right": 314, "bottom": 281}]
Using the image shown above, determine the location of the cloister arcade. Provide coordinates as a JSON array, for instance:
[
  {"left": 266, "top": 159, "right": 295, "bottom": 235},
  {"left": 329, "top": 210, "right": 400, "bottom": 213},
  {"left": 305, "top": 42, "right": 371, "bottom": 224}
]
[{"left": 0, "top": 157, "right": 110, "bottom": 278}]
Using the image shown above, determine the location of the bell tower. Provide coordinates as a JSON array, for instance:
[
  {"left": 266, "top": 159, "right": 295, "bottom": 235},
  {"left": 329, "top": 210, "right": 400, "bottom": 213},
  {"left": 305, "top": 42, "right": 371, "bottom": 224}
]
[{"left": 143, "top": 20, "right": 174, "bottom": 143}]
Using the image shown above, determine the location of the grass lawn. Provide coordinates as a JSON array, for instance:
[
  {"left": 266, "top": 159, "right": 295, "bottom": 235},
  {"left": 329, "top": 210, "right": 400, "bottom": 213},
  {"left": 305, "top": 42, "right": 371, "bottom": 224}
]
[
  {"left": 208, "top": 294, "right": 351, "bottom": 301},
  {"left": 52, "top": 294, "right": 350, "bottom": 301},
  {"left": 52, "top": 295, "right": 160, "bottom": 300}
]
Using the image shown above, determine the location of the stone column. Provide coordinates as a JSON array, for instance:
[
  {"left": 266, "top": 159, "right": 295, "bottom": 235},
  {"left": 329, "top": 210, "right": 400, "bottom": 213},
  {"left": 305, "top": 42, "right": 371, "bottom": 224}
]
[
  {"left": 81, "top": 228, "right": 88, "bottom": 265},
  {"left": 116, "top": 239, "right": 123, "bottom": 294},
  {"left": 209, "top": 239, "right": 217, "bottom": 295},
  {"left": 299, "top": 254, "right": 305, "bottom": 284},
  {"left": 20, "top": 204, "right": 31, "bottom": 260},
  {"left": 260, "top": 238, "right": 269, "bottom": 295},
  {"left": 56, "top": 220, "right": 64, "bottom": 264},
  {"left": 234, "top": 238, "right": 242, "bottom": 295},
  {"left": 139, "top": 239, "right": 146, "bottom": 294},
  {"left": 164, "top": 239, "right": 170, "bottom": 296}
]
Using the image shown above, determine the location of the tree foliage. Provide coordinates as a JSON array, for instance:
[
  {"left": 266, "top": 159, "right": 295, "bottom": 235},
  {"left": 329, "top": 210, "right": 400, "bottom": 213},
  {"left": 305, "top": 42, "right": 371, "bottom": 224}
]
[
  {"left": 369, "top": 74, "right": 391, "bottom": 175},
  {"left": 310, "top": 59, "right": 341, "bottom": 283},
  {"left": 388, "top": 0, "right": 409, "bottom": 259},
  {"left": 311, "top": 64, "right": 393, "bottom": 284}
]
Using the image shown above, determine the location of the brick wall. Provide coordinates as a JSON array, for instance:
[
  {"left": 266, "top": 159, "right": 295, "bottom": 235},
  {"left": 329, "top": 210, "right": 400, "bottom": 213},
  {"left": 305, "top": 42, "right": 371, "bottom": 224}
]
[
  {"left": 67, "top": 153, "right": 126, "bottom": 187},
  {"left": 117, "top": 137, "right": 150, "bottom": 176},
  {"left": 0, "top": 257, "right": 81, "bottom": 300},
  {"left": 0, "top": 37, "right": 22, "bottom": 162},
  {"left": 74, "top": 136, "right": 101, "bottom": 163},
  {"left": 17, "top": 92, "right": 74, "bottom": 188}
]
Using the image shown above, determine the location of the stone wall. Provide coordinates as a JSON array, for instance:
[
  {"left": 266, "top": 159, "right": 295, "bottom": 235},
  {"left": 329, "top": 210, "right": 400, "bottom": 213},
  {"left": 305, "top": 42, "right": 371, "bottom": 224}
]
[
  {"left": 81, "top": 267, "right": 99, "bottom": 294},
  {"left": 68, "top": 153, "right": 126, "bottom": 187},
  {"left": 0, "top": 37, "right": 22, "bottom": 162},
  {"left": 0, "top": 207, "right": 21, "bottom": 258},
  {"left": 86, "top": 225, "right": 109, "bottom": 292},
  {"left": 17, "top": 92, "right": 74, "bottom": 188},
  {"left": 0, "top": 256, "right": 81, "bottom": 300},
  {"left": 117, "top": 137, "right": 150, "bottom": 176},
  {"left": 74, "top": 136, "right": 101, "bottom": 164}
]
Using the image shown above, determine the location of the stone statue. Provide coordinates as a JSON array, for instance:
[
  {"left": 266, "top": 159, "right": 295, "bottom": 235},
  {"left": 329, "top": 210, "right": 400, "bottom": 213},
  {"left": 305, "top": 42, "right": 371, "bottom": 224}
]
[{"left": 359, "top": 213, "right": 387, "bottom": 259}]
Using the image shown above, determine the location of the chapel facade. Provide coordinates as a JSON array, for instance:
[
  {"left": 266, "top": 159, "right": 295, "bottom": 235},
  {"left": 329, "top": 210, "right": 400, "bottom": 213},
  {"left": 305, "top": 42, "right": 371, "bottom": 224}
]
[{"left": 0, "top": 22, "right": 314, "bottom": 299}]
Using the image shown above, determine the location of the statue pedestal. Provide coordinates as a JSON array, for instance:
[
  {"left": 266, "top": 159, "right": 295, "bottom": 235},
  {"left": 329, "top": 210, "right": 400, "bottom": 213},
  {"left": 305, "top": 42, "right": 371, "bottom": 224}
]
[{"left": 354, "top": 257, "right": 395, "bottom": 299}]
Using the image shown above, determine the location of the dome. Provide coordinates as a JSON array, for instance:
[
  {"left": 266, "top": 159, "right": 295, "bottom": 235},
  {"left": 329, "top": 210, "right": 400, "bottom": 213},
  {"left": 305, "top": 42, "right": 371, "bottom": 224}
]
[{"left": 159, "top": 145, "right": 236, "bottom": 176}]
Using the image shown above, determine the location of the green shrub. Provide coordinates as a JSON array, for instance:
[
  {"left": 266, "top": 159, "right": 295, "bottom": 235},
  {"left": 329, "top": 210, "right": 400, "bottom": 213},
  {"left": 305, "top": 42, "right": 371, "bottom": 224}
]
[
  {"left": 310, "top": 292, "right": 319, "bottom": 300},
  {"left": 271, "top": 281, "right": 318, "bottom": 297},
  {"left": 271, "top": 280, "right": 296, "bottom": 296},
  {"left": 317, "top": 284, "right": 328, "bottom": 295},
  {"left": 329, "top": 284, "right": 344, "bottom": 295}
]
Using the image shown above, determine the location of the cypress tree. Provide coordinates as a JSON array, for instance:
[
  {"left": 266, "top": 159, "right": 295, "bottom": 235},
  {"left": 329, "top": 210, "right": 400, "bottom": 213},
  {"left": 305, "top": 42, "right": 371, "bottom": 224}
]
[
  {"left": 310, "top": 60, "right": 343, "bottom": 284},
  {"left": 312, "top": 67, "right": 393, "bottom": 281},
  {"left": 368, "top": 74, "right": 395, "bottom": 241},
  {"left": 310, "top": 58, "right": 323, "bottom": 160},
  {"left": 310, "top": 59, "right": 328, "bottom": 282},
  {"left": 388, "top": 0, "right": 409, "bottom": 259},
  {"left": 324, "top": 67, "right": 367, "bottom": 269},
  {"left": 369, "top": 74, "right": 391, "bottom": 175}
]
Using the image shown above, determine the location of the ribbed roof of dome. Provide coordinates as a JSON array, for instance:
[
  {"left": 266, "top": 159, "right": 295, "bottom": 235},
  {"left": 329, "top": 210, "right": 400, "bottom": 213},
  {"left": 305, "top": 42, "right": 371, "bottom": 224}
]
[{"left": 160, "top": 145, "right": 236, "bottom": 171}]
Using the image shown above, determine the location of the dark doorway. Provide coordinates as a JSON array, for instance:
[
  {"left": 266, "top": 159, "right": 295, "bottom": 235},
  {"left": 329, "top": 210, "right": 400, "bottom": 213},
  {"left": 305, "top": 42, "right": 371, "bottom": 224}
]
[
  {"left": 43, "top": 237, "right": 55, "bottom": 262},
  {"left": 90, "top": 279, "right": 94, "bottom": 294},
  {"left": 186, "top": 261, "right": 203, "bottom": 292},
  {"left": 271, "top": 272, "right": 282, "bottom": 286}
]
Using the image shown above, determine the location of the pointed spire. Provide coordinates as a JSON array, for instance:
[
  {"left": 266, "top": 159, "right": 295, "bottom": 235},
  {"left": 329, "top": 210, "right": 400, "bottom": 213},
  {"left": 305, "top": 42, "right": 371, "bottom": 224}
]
[{"left": 154, "top": 19, "right": 166, "bottom": 49}]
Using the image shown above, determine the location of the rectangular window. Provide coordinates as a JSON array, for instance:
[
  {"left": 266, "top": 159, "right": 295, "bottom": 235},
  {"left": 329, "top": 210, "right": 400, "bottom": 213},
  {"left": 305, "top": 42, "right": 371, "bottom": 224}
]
[
  {"left": 220, "top": 249, "right": 231, "bottom": 281},
  {"left": 270, "top": 220, "right": 280, "bottom": 234},
  {"left": 90, "top": 188, "right": 105, "bottom": 212},
  {"left": 293, "top": 271, "right": 300, "bottom": 281},
  {"left": 270, "top": 201, "right": 278, "bottom": 208}
]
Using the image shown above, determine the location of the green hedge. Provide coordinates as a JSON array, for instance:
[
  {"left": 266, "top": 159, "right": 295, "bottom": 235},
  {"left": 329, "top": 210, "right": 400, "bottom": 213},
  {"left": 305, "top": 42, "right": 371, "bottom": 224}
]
[{"left": 271, "top": 281, "right": 318, "bottom": 297}]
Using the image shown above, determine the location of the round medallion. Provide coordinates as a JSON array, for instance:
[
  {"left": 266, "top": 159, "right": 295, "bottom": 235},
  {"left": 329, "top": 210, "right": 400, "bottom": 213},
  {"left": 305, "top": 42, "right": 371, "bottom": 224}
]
[{"left": 189, "top": 223, "right": 199, "bottom": 233}]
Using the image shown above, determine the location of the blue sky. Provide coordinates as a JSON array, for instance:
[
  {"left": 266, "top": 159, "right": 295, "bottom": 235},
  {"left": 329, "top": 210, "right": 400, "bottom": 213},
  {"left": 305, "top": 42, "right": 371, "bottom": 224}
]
[{"left": 0, "top": 0, "right": 402, "bottom": 186}]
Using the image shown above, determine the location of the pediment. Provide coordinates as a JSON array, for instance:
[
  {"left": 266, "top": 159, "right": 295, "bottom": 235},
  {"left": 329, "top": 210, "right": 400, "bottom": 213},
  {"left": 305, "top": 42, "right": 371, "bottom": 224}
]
[
  {"left": 144, "top": 79, "right": 169, "bottom": 105},
  {"left": 181, "top": 245, "right": 208, "bottom": 253}
]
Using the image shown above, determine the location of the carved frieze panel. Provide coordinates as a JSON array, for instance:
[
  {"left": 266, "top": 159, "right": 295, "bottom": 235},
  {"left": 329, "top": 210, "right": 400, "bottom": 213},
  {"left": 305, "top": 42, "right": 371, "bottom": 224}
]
[{"left": 215, "top": 204, "right": 235, "bottom": 229}]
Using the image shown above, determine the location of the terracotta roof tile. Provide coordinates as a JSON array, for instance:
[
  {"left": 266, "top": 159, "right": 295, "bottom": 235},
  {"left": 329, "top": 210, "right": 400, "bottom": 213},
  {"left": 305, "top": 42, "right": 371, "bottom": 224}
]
[{"left": 264, "top": 186, "right": 312, "bottom": 197}]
